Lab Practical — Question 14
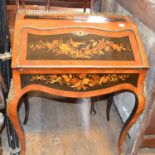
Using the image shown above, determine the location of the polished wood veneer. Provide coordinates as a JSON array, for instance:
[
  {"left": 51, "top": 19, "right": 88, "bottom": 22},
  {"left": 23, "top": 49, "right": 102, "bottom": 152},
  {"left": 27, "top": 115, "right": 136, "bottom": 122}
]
[{"left": 7, "top": 10, "right": 149, "bottom": 155}]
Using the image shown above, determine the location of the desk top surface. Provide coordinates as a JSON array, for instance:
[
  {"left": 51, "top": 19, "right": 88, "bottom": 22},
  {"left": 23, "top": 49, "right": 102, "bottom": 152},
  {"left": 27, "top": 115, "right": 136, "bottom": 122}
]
[{"left": 12, "top": 10, "right": 149, "bottom": 69}]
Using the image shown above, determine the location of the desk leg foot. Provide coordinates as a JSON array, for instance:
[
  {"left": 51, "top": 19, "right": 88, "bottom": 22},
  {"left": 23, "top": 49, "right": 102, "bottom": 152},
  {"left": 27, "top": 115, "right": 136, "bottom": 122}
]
[
  {"left": 7, "top": 98, "right": 26, "bottom": 155},
  {"left": 106, "top": 94, "right": 114, "bottom": 121},
  {"left": 90, "top": 97, "right": 96, "bottom": 115},
  {"left": 118, "top": 93, "right": 145, "bottom": 154}
]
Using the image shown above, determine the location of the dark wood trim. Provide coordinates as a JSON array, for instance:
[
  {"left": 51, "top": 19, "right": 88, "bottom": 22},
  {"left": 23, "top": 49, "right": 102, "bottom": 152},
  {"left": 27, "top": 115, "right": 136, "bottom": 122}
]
[
  {"left": 116, "top": 0, "right": 155, "bottom": 33},
  {"left": 7, "top": 0, "right": 90, "bottom": 8}
]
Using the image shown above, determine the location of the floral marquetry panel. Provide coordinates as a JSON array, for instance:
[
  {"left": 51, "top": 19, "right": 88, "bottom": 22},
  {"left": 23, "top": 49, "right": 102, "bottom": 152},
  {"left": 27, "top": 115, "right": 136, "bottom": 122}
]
[
  {"left": 27, "top": 33, "right": 134, "bottom": 60},
  {"left": 13, "top": 12, "right": 149, "bottom": 68},
  {"left": 21, "top": 73, "right": 139, "bottom": 92}
]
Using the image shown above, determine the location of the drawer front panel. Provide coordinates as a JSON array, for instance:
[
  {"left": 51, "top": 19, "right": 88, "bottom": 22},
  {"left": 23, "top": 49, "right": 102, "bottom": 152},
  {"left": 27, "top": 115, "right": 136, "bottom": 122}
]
[{"left": 21, "top": 73, "right": 139, "bottom": 92}]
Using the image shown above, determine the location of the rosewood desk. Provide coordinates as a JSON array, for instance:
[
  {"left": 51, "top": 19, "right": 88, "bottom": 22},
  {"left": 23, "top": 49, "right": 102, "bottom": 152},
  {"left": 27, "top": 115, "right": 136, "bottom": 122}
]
[{"left": 7, "top": 10, "right": 149, "bottom": 155}]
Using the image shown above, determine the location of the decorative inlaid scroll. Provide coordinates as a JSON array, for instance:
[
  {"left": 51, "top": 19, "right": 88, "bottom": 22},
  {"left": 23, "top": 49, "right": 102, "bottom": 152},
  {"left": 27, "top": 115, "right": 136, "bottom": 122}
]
[
  {"left": 27, "top": 33, "right": 134, "bottom": 60},
  {"left": 21, "top": 73, "right": 139, "bottom": 92}
]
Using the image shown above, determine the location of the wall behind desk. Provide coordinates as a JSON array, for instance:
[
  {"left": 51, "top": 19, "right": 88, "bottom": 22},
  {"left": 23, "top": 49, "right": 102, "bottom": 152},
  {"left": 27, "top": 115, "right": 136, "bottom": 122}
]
[{"left": 99, "top": 0, "right": 155, "bottom": 138}]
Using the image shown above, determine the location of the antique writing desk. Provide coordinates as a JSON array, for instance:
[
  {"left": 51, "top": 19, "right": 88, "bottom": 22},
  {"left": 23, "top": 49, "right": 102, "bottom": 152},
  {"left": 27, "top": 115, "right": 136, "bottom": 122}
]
[{"left": 7, "top": 10, "right": 149, "bottom": 155}]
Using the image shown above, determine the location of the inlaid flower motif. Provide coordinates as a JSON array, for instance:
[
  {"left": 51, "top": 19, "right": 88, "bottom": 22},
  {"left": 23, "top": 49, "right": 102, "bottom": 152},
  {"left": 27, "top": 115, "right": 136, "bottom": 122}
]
[
  {"left": 31, "top": 74, "right": 130, "bottom": 90},
  {"left": 29, "top": 37, "right": 131, "bottom": 59}
]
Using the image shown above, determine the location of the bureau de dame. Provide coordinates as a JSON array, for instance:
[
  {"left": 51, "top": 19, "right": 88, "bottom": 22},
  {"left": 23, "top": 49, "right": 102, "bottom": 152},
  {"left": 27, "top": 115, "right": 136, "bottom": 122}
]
[{"left": 7, "top": 10, "right": 149, "bottom": 155}]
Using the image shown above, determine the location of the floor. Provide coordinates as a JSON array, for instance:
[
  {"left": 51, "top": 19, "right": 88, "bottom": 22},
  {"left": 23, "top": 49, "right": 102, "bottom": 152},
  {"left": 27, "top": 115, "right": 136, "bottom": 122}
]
[{"left": 1, "top": 93, "right": 155, "bottom": 155}]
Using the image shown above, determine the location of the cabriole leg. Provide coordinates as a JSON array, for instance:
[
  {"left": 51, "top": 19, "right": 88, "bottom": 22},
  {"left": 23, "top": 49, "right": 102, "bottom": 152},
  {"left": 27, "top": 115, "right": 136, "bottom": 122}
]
[
  {"left": 118, "top": 93, "right": 145, "bottom": 155},
  {"left": 7, "top": 96, "right": 26, "bottom": 155}
]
